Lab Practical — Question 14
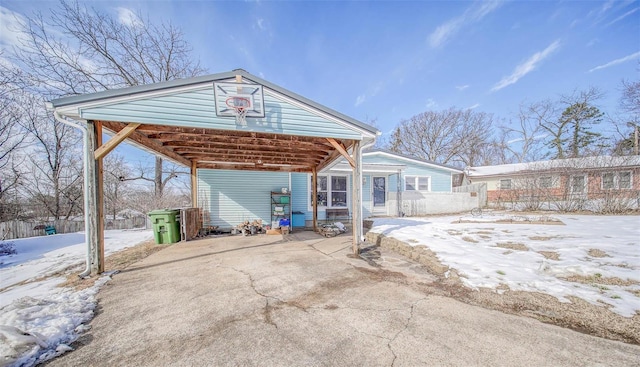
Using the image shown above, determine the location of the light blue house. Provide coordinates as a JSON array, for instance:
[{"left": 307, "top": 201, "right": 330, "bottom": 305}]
[{"left": 198, "top": 149, "right": 463, "bottom": 228}]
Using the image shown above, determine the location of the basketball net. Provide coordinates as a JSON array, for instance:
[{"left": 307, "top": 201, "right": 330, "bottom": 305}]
[
  {"left": 226, "top": 96, "right": 251, "bottom": 126},
  {"left": 233, "top": 106, "right": 248, "bottom": 126}
]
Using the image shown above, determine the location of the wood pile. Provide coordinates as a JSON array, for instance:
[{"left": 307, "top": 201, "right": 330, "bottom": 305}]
[{"left": 233, "top": 219, "right": 265, "bottom": 236}]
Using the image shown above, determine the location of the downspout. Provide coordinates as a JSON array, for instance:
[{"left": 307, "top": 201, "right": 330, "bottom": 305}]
[
  {"left": 52, "top": 110, "right": 92, "bottom": 278},
  {"left": 358, "top": 137, "right": 377, "bottom": 242}
]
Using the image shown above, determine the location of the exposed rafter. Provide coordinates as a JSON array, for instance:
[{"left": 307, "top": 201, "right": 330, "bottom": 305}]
[{"left": 99, "top": 121, "right": 354, "bottom": 173}]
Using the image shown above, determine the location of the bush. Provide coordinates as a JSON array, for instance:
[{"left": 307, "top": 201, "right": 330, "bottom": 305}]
[{"left": 0, "top": 241, "right": 17, "bottom": 256}]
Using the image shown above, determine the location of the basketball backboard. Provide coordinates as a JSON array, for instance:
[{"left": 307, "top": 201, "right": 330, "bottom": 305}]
[{"left": 213, "top": 82, "right": 265, "bottom": 119}]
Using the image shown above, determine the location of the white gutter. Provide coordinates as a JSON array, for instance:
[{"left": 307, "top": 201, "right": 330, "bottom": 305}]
[{"left": 52, "top": 109, "right": 92, "bottom": 278}]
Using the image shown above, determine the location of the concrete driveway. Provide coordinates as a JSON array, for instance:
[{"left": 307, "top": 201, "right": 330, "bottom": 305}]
[{"left": 48, "top": 231, "right": 639, "bottom": 366}]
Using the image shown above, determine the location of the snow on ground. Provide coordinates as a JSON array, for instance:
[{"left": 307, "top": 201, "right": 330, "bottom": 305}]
[
  {"left": 370, "top": 213, "right": 640, "bottom": 317},
  {"left": 0, "top": 229, "right": 153, "bottom": 367}
]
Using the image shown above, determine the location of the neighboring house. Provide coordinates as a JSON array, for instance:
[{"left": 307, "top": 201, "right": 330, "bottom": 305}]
[
  {"left": 465, "top": 156, "right": 640, "bottom": 211},
  {"left": 199, "top": 149, "right": 472, "bottom": 229}
]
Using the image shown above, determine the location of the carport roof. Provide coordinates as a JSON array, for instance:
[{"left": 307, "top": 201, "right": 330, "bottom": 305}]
[
  {"left": 50, "top": 69, "right": 379, "bottom": 136},
  {"left": 49, "top": 69, "right": 379, "bottom": 172}
]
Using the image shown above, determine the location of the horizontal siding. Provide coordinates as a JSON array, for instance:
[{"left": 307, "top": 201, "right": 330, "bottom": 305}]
[
  {"left": 364, "top": 155, "right": 453, "bottom": 192},
  {"left": 81, "top": 88, "right": 362, "bottom": 139},
  {"left": 197, "top": 169, "right": 289, "bottom": 228}
]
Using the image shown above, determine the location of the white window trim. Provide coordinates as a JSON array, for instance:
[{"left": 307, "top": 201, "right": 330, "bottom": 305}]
[
  {"left": 569, "top": 174, "right": 587, "bottom": 195},
  {"left": 601, "top": 171, "right": 633, "bottom": 190},
  {"left": 404, "top": 176, "right": 431, "bottom": 191},
  {"left": 307, "top": 174, "right": 350, "bottom": 210}
]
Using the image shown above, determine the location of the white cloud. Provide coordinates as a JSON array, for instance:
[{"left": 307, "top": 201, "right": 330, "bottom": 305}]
[
  {"left": 116, "top": 7, "right": 143, "bottom": 28},
  {"left": 428, "top": 0, "right": 502, "bottom": 48},
  {"left": 425, "top": 98, "right": 438, "bottom": 109},
  {"left": 456, "top": 84, "right": 470, "bottom": 91},
  {"left": 256, "top": 18, "right": 266, "bottom": 30},
  {"left": 588, "top": 51, "right": 640, "bottom": 73},
  {"left": 491, "top": 40, "right": 561, "bottom": 92},
  {"left": 605, "top": 7, "right": 639, "bottom": 27},
  {"left": 0, "top": 6, "right": 26, "bottom": 50},
  {"left": 467, "top": 103, "right": 480, "bottom": 110},
  {"left": 355, "top": 94, "right": 366, "bottom": 107}
]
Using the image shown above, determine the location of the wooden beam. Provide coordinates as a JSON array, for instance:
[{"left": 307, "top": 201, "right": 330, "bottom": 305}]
[
  {"left": 137, "top": 124, "right": 334, "bottom": 146},
  {"left": 167, "top": 141, "right": 332, "bottom": 155},
  {"left": 94, "top": 122, "right": 141, "bottom": 159},
  {"left": 315, "top": 149, "right": 344, "bottom": 173},
  {"left": 155, "top": 135, "right": 334, "bottom": 151},
  {"left": 101, "top": 121, "right": 191, "bottom": 167},
  {"left": 191, "top": 160, "right": 197, "bottom": 208},
  {"left": 185, "top": 155, "right": 321, "bottom": 167},
  {"left": 312, "top": 168, "right": 318, "bottom": 232},
  {"left": 197, "top": 162, "right": 312, "bottom": 172},
  {"left": 326, "top": 138, "right": 355, "bottom": 168}
]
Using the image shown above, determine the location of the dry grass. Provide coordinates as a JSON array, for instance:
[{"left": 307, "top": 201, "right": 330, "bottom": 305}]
[
  {"left": 461, "top": 236, "right": 479, "bottom": 243},
  {"left": 529, "top": 236, "right": 555, "bottom": 241},
  {"left": 447, "top": 229, "right": 463, "bottom": 236},
  {"left": 588, "top": 249, "right": 609, "bottom": 258},
  {"left": 562, "top": 274, "right": 639, "bottom": 287},
  {"left": 496, "top": 242, "right": 529, "bottom": 251},
  {"left": 538, "top": 251, "right": 560, "bottom": 260},
  {"left": 368, "top": 231, "right": 640, "bottom": 345},
  {"left": 59, "top": 240, "right": 169, "bottom": 291}
]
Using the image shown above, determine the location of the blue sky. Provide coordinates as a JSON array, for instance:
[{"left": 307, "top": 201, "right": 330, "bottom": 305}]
[{"left": 1, "top": 0, "right": 639, "bottom": 146}]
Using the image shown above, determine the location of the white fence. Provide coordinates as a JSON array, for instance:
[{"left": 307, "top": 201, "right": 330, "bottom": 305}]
[
  {"left": 386, "top": 191, "right": 481, "bottom": 217},
  {"left": 0, "top": 216, "right": 148, "bottom": 240},
  {"left": 453, "top": 183, "right": 487, "bottom": 207}
]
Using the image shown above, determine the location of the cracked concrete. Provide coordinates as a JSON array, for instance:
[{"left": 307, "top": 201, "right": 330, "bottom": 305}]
[{"left": 46, "top": 230, "right": 640, "bottom": 367}]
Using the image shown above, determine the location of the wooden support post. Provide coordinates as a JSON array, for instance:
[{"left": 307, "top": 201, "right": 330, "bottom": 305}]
[
  {"left": 96, "top": 122, "right": 105, "bottom": 274},
  {"left": 312, "top": 168, "right": 318, "bottom": 232},
  {"left": 86, "top": 120, "right": 101, "bottom": 275},
  {"left": 191, "top": 160, "right": 198, "bottom": 207},
  {"left": 351, "top": 140, "right": 362, "bottom": 255}
]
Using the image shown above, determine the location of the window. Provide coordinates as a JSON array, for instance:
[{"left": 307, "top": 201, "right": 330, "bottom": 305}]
[
  {"left": 602, "top": 171, "right": 632, "bottom": 190},
  {"left": 570, "top": 175, "right": 586, "bottom": 194},
  {"left": 500, "top": 179, "right": 512, "bottom": 190},
  {"left": 405, "top": 176, "right": 430, "bottom": 191},
  {"left": 331, "top": 176, "right": 347, "bottom": 207},
  {"left": 619, "top": 172, "right": 632, "bottom": 189},
  {"left": 539, "top": 176, "right": 553, "bottom": 188},
  {"left": 602, "top": 173, "right": 615, "bottom": 190},
  {"left": 309, "top": 175, "right": 348, "bottom": 208}
]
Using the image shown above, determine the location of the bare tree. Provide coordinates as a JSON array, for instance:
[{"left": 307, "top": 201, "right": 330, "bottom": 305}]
[
  {"left": 499, "top": 102, "right": 550, "bottom": 163},
  {"left": 0, "top": 60, "right": 29, "bottom": 220},
  {"left": 13, "top": 0, "right": 206, "bottom": 201},
  {"left": 21, "top": 94, "right": 83, "bottom": 220},
  {"left": 103, "top": 153, "right": 131, "bottom": 220},
  {"left": 614, "top": 79, "right": 640, "bottom": 155},
  {"left": 387, "top": 108, "right": 494, "bottom": 167}
]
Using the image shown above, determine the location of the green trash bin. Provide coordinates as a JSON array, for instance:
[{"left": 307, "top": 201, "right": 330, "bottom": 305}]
[{"left": 148, "top": 209, "right": 181, "bottom": 244}]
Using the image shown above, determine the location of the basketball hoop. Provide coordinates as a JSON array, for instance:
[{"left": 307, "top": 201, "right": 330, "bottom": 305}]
[{"left": 226, "top": 96, "right": 251, "bottom": 126}]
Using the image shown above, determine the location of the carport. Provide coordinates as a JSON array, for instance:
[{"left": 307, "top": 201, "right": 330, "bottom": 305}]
[{"left": 47, "top": 69, "right": 379, "bottom": 275}]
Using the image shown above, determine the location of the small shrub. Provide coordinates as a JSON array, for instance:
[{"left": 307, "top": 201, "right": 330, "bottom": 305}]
[{"left": 0, "top": 241, "right": 17, "bottom": 256}]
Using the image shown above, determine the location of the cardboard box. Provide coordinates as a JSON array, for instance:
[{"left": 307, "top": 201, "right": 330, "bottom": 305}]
[{"left": 266, "top": 229, "right": 282, "bottom": 235}]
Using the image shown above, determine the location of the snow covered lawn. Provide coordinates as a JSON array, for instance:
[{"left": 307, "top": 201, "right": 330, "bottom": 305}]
[
  {"left": 0, "top": 229, "right": 153, "bottom": 367},
  {"left": 369, "top": 213, "right": 640, "bottom": 317}
]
